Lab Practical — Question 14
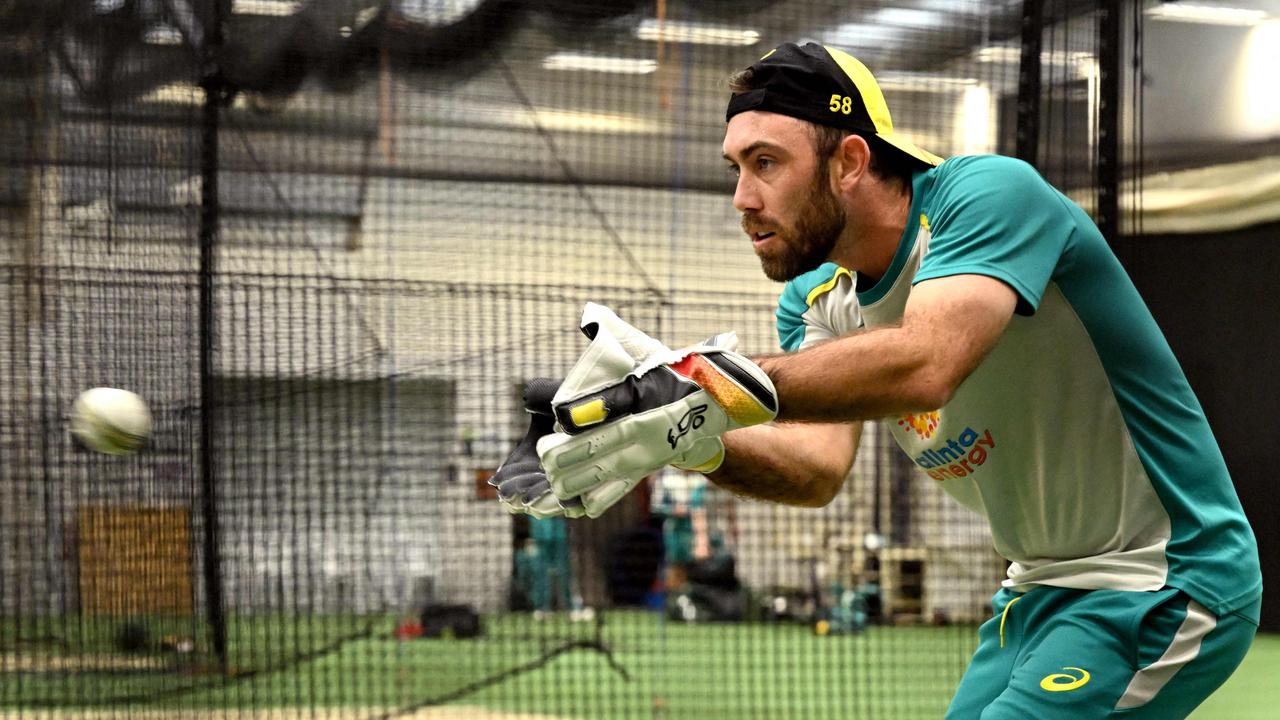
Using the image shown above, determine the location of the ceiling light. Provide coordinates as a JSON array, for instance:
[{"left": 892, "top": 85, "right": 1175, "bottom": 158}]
[
  {"left": 1145, "top": 3, "right": 1268, "bottom": 26},
  {"left": 143, "top": 25, "right": 184, "bottom": 45},
  {"left": 974, "top": 45, "right": 1097, "bottom": 78},
  {"left": 542, "top": 53, "right": 656, "bottom": 74},
  {"left": 634, "top": 19, "right": 760, "bottom": 46},
  {"left": 140, "top": 83, "right": 202, "bottom": 105},
  {"left": 974, "top": 46, "right": 1022, "bottom": 64},
  {"left": 974, "top": 46, "right": 1094, "bottom": 65},
  {"left": 139, "top": 82, "right": 250, "bottom": 109},
  {"left": 517, "top": 109, "right": 659, "bottom": 134},
  {"left": 875, "top": 72, "right": 979, "bottom": 91},
  {"left": 914, "top": 0, "right": 1018, "bottom": 10},
  {"left": 821, "top": 23, "right": 903, "bottom": 49},
  {"left": 868, "top": 8, "right": 947, "bottom": 29},
  {"left": 395, "top": 1, "right": 485, "bottom": 25},
  {"left": 232, "top": 0, "right": 300, "bottom": 17}
]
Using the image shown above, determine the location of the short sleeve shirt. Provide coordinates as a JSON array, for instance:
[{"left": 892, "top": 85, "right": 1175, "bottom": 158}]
[{"left": 776, "top": 155, "right": 1261, "bottom": 621}]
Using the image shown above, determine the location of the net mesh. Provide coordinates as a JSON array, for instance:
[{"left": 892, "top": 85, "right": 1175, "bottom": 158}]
[{"left": 1, "top": 1, "right": 1115, "bottom": 717}]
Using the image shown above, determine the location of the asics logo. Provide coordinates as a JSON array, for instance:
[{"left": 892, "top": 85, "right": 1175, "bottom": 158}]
[
  {"left": 1040, "top": 667, "right": 1091, "bottom": 692},
  {"left": 668, "top": 404, "right": 708, "bottom": 449}
]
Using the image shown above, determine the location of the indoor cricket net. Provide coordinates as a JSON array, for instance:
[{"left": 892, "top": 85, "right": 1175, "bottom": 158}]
[{"left": 0, "top": 1, "right": 1119, "bottom": 717}]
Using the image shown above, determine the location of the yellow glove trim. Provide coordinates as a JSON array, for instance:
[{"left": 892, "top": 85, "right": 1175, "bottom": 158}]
[{"left": 568, "top": 398, "right": 608, "bottom": 427}]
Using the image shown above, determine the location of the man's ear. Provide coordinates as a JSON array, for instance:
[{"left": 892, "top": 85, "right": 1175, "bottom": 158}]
[{"left": 835, "top": 133, "right": 872, "bottom": 192}]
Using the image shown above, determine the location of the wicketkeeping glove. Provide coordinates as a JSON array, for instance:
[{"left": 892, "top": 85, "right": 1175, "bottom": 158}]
[
  {"left": 536, "top": 303, "right": 779, "bottom": 518},
  {"left": 492, "top": 305, "right": 698, "bottom": 519},
  {"left": 490, "top": 377, "right": 576, "bottom": 518}
]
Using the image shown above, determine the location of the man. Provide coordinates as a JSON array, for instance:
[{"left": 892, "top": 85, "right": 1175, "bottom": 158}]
[
  {"left": 514, "top": 515, "right": 574, "bottom": 619},
  {"left": 493, "top": 42, "right": 1260, "bottom": 718},
  {"left": 650, "top": 467, "right": 711, "bottom": 593}
]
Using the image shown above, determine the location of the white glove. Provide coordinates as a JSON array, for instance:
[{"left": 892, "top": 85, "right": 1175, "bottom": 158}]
[
  {"left": 492, "top": 305, "right": 715, "bottom": 518},
  {"left": 536, "top": 303, "right": 778, "bottom": 518}
]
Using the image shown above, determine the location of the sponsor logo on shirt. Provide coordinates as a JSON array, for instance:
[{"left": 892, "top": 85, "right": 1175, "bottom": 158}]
[
  {"left": 898, "top": 410, "right": 940, "bottom": 439},
  {"left": 915, "top": 426, "right": 997, "bottom": 482},
  {"left": 1040, "top": 667, "right": 1091, "bottom": 692}
]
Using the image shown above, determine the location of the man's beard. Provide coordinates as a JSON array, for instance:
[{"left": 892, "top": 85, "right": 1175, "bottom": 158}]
[{"left": 745, "top": 166, "right": 847, "bottom": 282}]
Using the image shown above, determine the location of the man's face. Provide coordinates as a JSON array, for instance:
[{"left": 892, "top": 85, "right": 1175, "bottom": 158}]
[{"left": 723, "top": 112, "right": 847, "bottom": 282}]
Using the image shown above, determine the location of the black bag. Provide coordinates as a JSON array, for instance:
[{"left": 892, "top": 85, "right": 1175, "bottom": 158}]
[
  {"left": 687, "top": 553, "right": 739, "bottom": 590},
  {"left": 420, "top": 604, "right": 482, "bottom": 639}
]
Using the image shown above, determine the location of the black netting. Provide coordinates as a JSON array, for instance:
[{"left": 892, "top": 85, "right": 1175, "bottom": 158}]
[{"left": 1, "top": 1, "right": 1137, "bottom": 718}]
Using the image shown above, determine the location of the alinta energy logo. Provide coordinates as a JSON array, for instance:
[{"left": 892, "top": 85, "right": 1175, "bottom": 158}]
[
  {"left": 915, "top": 426, "right": 997, "bottom": 482},
  {"left": 898, "top": 410, "right": 940, "bottom": 439}
]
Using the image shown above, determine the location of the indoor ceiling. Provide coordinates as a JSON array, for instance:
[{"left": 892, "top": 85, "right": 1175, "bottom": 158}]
[{"left": 3, "top": 0, "right": 1279, "bottom": 218}]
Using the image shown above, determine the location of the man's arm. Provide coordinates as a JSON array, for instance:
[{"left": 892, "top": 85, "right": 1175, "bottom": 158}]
[
  {"left": 758, "top": 274, "right": 1018, "bottom": 422},
  {"left": 709, "top": 420, "right": 861, "bottom": 507},
  {"left": 691, "top": 503, "right": 710, "bottom": 559},
  {"left": 707, "top": 274, "right": 1017, "bottom": 506}
]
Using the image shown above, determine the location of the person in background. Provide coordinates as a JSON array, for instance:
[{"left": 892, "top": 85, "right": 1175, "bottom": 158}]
[{"left": 650, "top": 467, "right": 711, "bottom": 593}]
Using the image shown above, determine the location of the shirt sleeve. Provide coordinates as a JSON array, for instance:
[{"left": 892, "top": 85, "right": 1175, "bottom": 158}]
[
  {"left": 776, "top": 263, "right": 852, "bottom": 351},
  {"left": 914, "top": 155, "right": 1077, "bottom": 314}
]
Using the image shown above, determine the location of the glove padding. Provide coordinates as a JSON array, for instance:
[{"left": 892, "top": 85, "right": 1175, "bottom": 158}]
[
  {"left": 490, "top": 378, "right": 581, "bottom": 518},
  {"left": 537, "top": 303, "right": 778, "bottom": 518},
  {"left": 491, "top": 306, "right": 716, "bottom": 519}
]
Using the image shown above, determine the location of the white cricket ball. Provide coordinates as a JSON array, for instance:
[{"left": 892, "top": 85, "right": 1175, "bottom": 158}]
[{"left": 69, "top": 387, "right": 152, "bottom": 455}]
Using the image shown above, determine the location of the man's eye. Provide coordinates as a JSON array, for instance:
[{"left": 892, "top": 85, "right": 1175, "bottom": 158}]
[
  {"left": 756, "top": 157, "right": 775, "bottom": 171},
  {"left": 727, "top": 164, "right": 741, "bottom": 178}
]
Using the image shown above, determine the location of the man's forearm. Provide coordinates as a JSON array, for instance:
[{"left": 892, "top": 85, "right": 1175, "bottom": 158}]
[
  {"left": 753, "top": 325, "right": 943, "bottom": 424},
  {"left": 706, "top": 421, "right": 859, "bottom": 507},
  {"left": 754, "top": 275, "right": 1018, "bottom": 424}
]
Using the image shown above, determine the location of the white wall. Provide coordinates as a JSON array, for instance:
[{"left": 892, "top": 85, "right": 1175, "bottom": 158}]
[{"left": 1141, "top": 18, "right": 1280, "bottom": 145}]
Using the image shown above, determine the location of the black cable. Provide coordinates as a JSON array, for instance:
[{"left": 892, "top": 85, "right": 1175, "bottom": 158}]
[{"left": 377, "top": 619, "right": 631, "bottom": 719}]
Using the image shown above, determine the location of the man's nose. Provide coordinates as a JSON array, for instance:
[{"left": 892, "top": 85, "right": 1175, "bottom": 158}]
[{"left": 732, "top": 176, "right": 761, "bottom": 214}]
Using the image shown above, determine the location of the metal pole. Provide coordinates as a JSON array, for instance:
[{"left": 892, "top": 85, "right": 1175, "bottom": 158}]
[
  {"left": 1016, "top": 0, "right": 1044, "bottom": 167},
  {"left": 198, "top": 3, "right": 229, "bottom": 674},
  {"left": 1097, "top": 0, "right": 1122, "bottom": 244}
]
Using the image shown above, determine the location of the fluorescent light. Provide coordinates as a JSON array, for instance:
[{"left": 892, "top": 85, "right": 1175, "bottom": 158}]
[
  {"left": 396, "top": 0, "right": 485, "bottom": 25},
  {"left": 1145, "top": 3, "right": 1268, "bottom": 26},
  {"left": 974, "top": 45, "right": 1022, "bottom": 64},
  {"left": 822, "top": 23, "right": 903, "bottom": 49},
  {"left": 868, "top": 8, "right": 947, "bottom": 29},
  {"left": 974, "top": 46, "right": 1094, "bottom": 65},
  {"left": 542, "top": 53, "right": 656, "bottom": 74},
  {"left": 974, "top": 45, "right": 1096, "bottom": 78},
  {"left": 139, "top": 82, "right": 251, "bottom": 109},
  {"left": 143, "top": 25, "right": 184, "bottom": 46},
  {"left": 232, "top": 0, "right": 300, "bottom": 17},
  {"left": 635, "top": 19, "right": 760, "bottom": 46},
  {"left": 875, "top": 72, "right": 979, "bottom": 91},
  {"left": 140, "top": 82, "right": 202, "bottom": 105},
  {"left": 519, "top": 108, "right": 659, "bottom": 134}
]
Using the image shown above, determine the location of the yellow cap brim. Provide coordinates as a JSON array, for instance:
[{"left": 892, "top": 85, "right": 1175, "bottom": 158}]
[{"left": 877, "top": 132, "right": 944, "bottom": 167}]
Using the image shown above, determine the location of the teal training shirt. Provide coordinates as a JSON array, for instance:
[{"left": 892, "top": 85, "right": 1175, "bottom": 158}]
[{"left": 776, "top": 155, "right": 1261, "bottom": 621}]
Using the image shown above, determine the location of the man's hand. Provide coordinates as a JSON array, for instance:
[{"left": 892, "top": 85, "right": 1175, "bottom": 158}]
[
  {"left": 536, "top": 304, "right": 778, "bottom": 518},
  {"left": 492, "top": 305, "right": 695, "bottom": 518}
]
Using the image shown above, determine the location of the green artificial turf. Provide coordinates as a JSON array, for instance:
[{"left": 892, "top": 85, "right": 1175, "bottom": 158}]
[
  {"left": 3, "top": 612, "right": 1275, "bottom": 718},
  {"left": 1190, "top": 632, "right": 1280, "bottom": 719}
]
